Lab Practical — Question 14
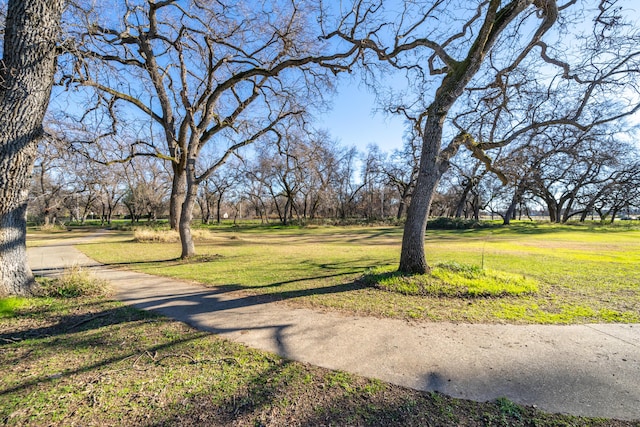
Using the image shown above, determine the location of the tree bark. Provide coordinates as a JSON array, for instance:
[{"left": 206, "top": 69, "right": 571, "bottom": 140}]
[
  {"left": 609, "top": 207, "right": 620, "bottom": 224},
  {"left": 179, "top": 192, "right": 196, "bottom": 258},
  {"left": 0, "top": 0, "right": 63, "bottom": 296},
  {"left": 396, "top": 199, "right": 406, "bottom": 220},
  {"left": 399, "top": 108, "right": 446, "bottom": 274},
  {"left": 454, "top": 180, "right": 473, "bottom": 218},
  {"left": 216, "top": 192, "right": 224, "bottom": 224},
  {"left": 169, "top": 165, "right": 185, "bottom": 230},
  {"left": 179, "top": 159, "right": 197, "bottom": 258},
  {"left": 546, "top": 200, "right": 559, "bottom": 223}
]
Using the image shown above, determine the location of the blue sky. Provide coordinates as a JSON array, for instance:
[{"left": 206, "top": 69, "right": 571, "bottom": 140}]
[{"left": 318, "top": 79, "right": 406, "bottom": 154}]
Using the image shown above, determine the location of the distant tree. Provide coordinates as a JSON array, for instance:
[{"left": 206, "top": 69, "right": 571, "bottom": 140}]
[
  {"left": 334, "top": 146, "right": 366, "bottom": 219},
  {"left": 569, "top": 154, "right": 640, "bottom": 224},
  {"left": 121, "top": 158, "right": 169, "bottom": 223},
  {"left": 95, "top": 166, "right": 125, "bottom": 225},
  {"left": 250, "top": 128, "right": 329, "bottom": 225},
  {"left": 492, "top": 136, "right": 540, "bottom": 225},
  {"left": 0, "top": 0, "right": 64, "bottom": 295},
  {"left": 449, "top": 156, "right": 489, "bottom": 220},
  {"left": 242, "top": 158, "right": 273, "bottom": 223},
  {"left": 66, "top": 154, "right": 104, "bottom": 224},
  {"left": 247, "top": 146, "right": 291, "bottom": 224},
  {"left": 296, "top": 130, "right": 342, "bottom": 220},
  {"left": 527, "top": 129, "right": 622, "bottom": 223},
  {"left": 239, "top": 131, "right": 370, "bottom": 222},
  {"left": 379, "top": 134, "right": 420, "bottom": 220},
  {"left": 198, "top": 160, "right": 241, "bottom": 225},
  {"left": 29, "top": 137, "right": 69, "bottom": 226},
  {"left": 271, "top": 131, "right": 305, "bottom": 225},
  {"left": 578, "top": 163, "right": 640, "bottom": 222},
  {"left": 360, "top": 144, "right": 390, "bottom": 219}
]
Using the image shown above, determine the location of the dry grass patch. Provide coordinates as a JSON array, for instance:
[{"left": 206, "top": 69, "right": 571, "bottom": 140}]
[
  {"left": 36, "top": 266, "right": 111, "bottom": 298},
  {"left": 133, "top": 227, "right": 180, "bottom": 243},
  {"left": 133, "top": 227, "right": 219, "bottom": 243}
]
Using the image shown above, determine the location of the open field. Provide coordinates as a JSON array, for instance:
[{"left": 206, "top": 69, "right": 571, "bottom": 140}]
[
  {"left": 2, "top": 293, "right": 636, "bottom": 426},
  {"left": 73, "top": 222, "right": 640, "bottom": 324},
  {"left": 10, "top": 222, "right": 639, "bottom": 425}
]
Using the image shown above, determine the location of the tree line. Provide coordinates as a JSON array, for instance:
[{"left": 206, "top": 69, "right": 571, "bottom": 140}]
[{"left": 30, "top": 123, "right": 640, "bottom": 227}]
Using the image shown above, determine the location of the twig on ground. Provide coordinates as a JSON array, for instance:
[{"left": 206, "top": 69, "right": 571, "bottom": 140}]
[{"left": 66, "top": 313, "right": 111, "bottom": 331}]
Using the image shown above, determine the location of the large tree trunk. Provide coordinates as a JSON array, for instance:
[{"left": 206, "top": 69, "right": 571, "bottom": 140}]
[
  {"left": 396, "top": 184, "right": 411, "bottom": 220},
  {"left": 399, "top": 110, "right": 446, "bottom": 274},
  {"left": 179, "top": 195, "right": 196, "bottom": 258},
  {"left": 396, "top": 199, "right": 406, "bottom": 220},
  {"left": 561, "top": 195, "right": 576, "bottom": 223},
  {"left": 0, "top": 0, "right": 63, "bottom": 296},
  {"left": 283, "top": 196, "right": 292, "bottom": 225},
  {"left": 609, "top": 207, "right": 620, "bottom": 224},
  {"left": 216, "top": 192, "right": 224, "bottom": 224},
  {"left": 0, "top": 205, "right": 32, "bottom": 295},
  {"left": 179, "top": 165, "right": 198, "bottom": 258},
  {"left": 503, "top": 199, "right": 517, "bottom": 226},
  {"left": 169, "top": 164, "right": 185, "bottom": 230},
  {"left": 547, "top": 201, "right": 559, "bottom": 223}
]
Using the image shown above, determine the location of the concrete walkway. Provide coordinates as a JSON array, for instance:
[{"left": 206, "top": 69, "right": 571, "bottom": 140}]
[{"left": 27, "top": 235, "right": 640, "bottom": 421}]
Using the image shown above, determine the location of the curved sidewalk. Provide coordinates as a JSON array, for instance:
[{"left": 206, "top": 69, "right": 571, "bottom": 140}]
[{"left": 27, "top": 237, "right": 640, "bottom": 421}]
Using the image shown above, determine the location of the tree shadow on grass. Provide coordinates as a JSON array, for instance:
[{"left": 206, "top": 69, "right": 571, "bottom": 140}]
[
  {"left": 0, "top": 303, "right": 205, "bottom": 397},
  {"left": 94, "top": 255, "right": 391, "bottom": 297},
  {"left": 4, "top": 298, "right": 633, "bottom": 426},
  {"left": 1, "top": 296, "right": 300, "bottom": 404},
  {"left": 144, "top": 355, "right": 426, "bottom": 427},
  {"left": 76, "top": 255, "right": 215, "bottom": 268}
]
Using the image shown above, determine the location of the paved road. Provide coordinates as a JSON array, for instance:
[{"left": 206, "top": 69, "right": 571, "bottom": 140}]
[{"left": 27, "top": 235, "right": 640, "bottom": 421}]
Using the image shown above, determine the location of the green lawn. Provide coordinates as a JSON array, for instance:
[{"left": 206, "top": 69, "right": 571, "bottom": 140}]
[
  {"left": 8, "top": 222, "right": 638, "bottom": 425},
  {"left": 75, "top": 222, "right": 640, "bottom": 324}
]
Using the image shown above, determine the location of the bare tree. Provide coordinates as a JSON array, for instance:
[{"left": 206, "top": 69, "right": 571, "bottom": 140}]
[
  {"left": 334, "top": 146, "right": 366, "bottom": 219},
  {"left": 121, "top": 158, "right": 169, "bottom": 224},
  {"left": 379, "top": 133, "right": 420, "bottom": 220},
  {"left": 242, "top": 171, "right": 270, "bottom": 223},
  {"left": 0, "top": 0, "right": 63, "bottom": 295},
  {"left": 197, "top": 159, "right": 241, "bottom": 224},
  {"left": 296, "top": 130, "right": 342, "bottom": 220},
  {"left": 29, "top": 137, "right": 69, "bottom": 226},
  {"left": 66, "top": 153, "right": 105, "bottom": 224},
  {"left": 270, "top": 130, "right": 306, "bottom": 225},
  {"left": 95, "top": 166, "right": 125, "bottom": 226},
  {"left": 58, "top": 0, "right": 358, "bottom": 258},
  {"left": 577, "top": 159, "right": 640, "bottom": 222},
  {"left": 525, "top": 129, "right": 633, "bottom": 222},
  {"left": 360, "top": 144, "right": 390, "bottom": 219},
  {"left": 491, "top": 136, "right": 540, "bottom": 225},
  {"left": 331, "top": 0, "right": 640, "bottom": 273}
]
